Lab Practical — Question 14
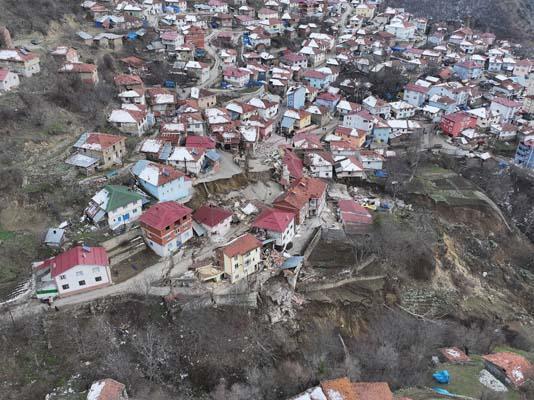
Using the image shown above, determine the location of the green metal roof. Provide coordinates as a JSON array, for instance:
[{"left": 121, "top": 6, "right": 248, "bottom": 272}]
[{"left": 104, "top": 185, "right": 143, "bottom": 211}]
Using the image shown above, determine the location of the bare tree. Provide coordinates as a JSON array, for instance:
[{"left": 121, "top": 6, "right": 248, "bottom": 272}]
[{"left": 131, "top": 323, "right": 169, "bottom": 382}]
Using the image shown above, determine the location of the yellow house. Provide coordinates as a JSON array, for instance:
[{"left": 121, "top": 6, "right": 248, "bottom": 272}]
[
  {"left": 354, "top": 3, "right": 376, "bottom": 19},
  {"left": 298, "top": 110, "right": 312, "bottom": 129},
  {"left": 220, "top": 233, "right": 262, "bottom": 283}
]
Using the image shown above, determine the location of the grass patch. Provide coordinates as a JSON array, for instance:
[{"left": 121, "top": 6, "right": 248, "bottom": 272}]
[
  {"left": 429, "top": 360, "right": 521, "bottom": 400},
  {"left": 0, "top": 229, "right": 15, "bottom": 240}
]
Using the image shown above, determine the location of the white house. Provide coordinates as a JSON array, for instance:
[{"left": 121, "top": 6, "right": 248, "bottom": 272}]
[
  {"left": 167, "top": 146, "right": 205, "bottom": 175},
  {"left": 490, "top": 97, "right": 523, "bottom": 122},
  {"left": 343, "top": 110, "right": 374, "bottom": 132},
  {"left": 85, "top": 185, "right": 144, "bottom": 230},
  {"left": 389, "top": 100, "right": 416, "bottom": 119},
  {"left": 33, "top": 246, "right": 111, "bottom": 300},
  {"left": 193, "top": 205, "right": 233, "bottom": 238},
  {"left": 108, "top": 105, "right": 151, "bottom": 136},
  {"left": 334, "top": 156, "right": 365, "bottom": 179},
  {"left": 385, "top": 19, "right": 416, "bottom": 41},
  {"left": 252, "top": 208, "right": 295, "bottom": 249},
  {"left": 0, "top": 68, "right": 20, "bottom": 92},
  {"left": 305, "top": 151, "right": 334, "bottom": 179}
]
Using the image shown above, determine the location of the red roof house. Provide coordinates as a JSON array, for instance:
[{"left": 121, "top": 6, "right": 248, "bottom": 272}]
[
  {"left": 33, "top": 246, "right": 111, "bottom": 299},
  {"left": 193, "top": 205, "right": 233, "bottom": 237},
  {"left": 440, "top": 111, "right": 477, "bottom": 137},
  {"left": 252, "top": 207, "right": 295, "bottom": 248},
  {"left": 139, "top": 202, "right": 193, "bottom": 256},
  {"left": 482, "top": 352, "right": 534, "bottom": 388},
  {"left": 281, "top": 150, "right": 304, "bottom": 187}
]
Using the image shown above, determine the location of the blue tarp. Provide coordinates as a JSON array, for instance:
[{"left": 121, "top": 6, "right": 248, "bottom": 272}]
[
  {"left": 432, "top": 387, "right": 458, "bottom": 397},
  {"left": 280, "top": 256, "right": 304, "bottom": 270},
  {"left": 433, "top": 370, "right": 450, "bottom": 384},
  {"left": 374, "top": 170, "right": 388, "bottom": 178},
  {"left": 127, "top": 32, "right": 138, "bottom": 40}
]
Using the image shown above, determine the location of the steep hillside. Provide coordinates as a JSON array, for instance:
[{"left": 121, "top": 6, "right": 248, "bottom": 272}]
[
  {"left": 386, "top": 0, "right": 534, "bottom": 41},
  {"left": 0, "top": 0, "right": 82, "bottom": 39}
]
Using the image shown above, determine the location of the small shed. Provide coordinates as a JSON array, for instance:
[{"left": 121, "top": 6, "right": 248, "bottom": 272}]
[{"left": 44, "top": 228, "right": 66, "bottom": 248}]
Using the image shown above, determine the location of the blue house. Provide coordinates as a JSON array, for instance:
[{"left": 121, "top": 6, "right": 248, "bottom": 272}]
[
  {"left": 132, "top": 160, "right": 193, "bottom": 202},
  {"left": 514, "top": 136, "right": 534, "bottom": 169},
  {"left": 287, "top": 86, "right": 306, "bottom": 110},
  {"left": 372, "top": 122, "right": 392, "bottom": 145},
  {"left": 453, "top": 61, "right": 483, "bottom": 80}
]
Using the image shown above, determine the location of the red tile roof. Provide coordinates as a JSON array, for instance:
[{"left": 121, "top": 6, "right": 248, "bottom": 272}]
[
  {"left": 222, "top": 233, "right": 262, "bottom": 258},
  {"left": 253, "top": 208, "right": 294, "bottom": 232},
  {"left": 482, "top": 352, "right": 534, "bottom": 387},
  {"left": 88, "top": 378, "right": 126, "bottom": 400},
  {"left": 492, "top": 96, "right": 522, "bottom": 108},
  {"left": 320, "top": 378, "right": 359, "bottom": 400},
  {"left": 59, "top": 62, "right": 96, "bottom": 73},
  {"left": 440, "top": 347, "right": 470, "bottom": 363},
  {"left": 404, "top": 83, "right": 429, "bottom": 94},
  {"left": 38, "top": 246, "right": 109, "bottom": 278},
  {"left": 290, "top": 176, "right": 328, "bottom": 199},
  {"left": 185, "top": 135, "right": 216, "bottom": 149},
  {"left": 114, "top": 74, "right": 143, "bottom": 86},
  {"left": 83, "top": 132, "right": 125, "bottom": 150},
  {"left": 352, "top": 382, "right": 393, "bottom": 400},
  {"left": 193, "top": 205, "right": 232, "bottom": 227},
  {"left": 139, "top": 201, "right": 192, "bottom": 230}
]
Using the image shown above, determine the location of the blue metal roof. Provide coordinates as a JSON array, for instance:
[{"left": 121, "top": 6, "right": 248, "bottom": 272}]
[
  {"left": 206, "top": 149, "right": 221, "bottom": 161},
  {"left": 159, "top": 142, "right": 173, "bottom": 160}
]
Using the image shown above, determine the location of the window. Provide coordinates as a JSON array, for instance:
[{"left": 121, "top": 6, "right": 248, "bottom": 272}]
[
  {"left": 62, "top": 284, "right": 69, "bottom": 290},
  {"left": 78, "top": 280, "right": 86, "bottom": 286},
  {"left": 95, "top": 276, "right": 102, "bottom": 282},
  {"left": 59, "top": 274, "right": 66, "bottom": 280},
  {"left": 76, "top": 271, "right": 84, "bottom": 276}
]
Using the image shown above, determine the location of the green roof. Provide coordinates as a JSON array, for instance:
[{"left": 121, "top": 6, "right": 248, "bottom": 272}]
[{"left": 104, "top": 185, "right": 144, "bottom": 211}]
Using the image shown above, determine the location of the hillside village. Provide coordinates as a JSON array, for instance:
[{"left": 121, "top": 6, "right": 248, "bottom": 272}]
[{"left": 1, "top": 0, "right": 534, "bottom": 399}]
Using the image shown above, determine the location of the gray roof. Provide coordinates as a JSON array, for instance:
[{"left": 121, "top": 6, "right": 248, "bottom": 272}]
[
  {"left": 44, "top": 228, "right": 65, "bottom": 245},
  {"left": 65, "top": 153, "right": 99, "bottom": 168}
]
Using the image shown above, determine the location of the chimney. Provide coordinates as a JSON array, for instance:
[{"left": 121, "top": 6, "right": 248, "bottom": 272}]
[{"left": 0, "top": 26, "right": 13, "bottom": 49}]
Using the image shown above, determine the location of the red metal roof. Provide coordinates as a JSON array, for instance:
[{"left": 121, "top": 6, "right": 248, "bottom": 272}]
[
  {"left": 193, "top": 205, "right": 232, "bottom": 227},
  {"left": 39, "top": 246, "right": 109, "bottom": 278},
  {"left": 139, "top": 201, "right": 193, "bottom": 230},
  {"left": 185, "top": 135, "right": 216, "bottom": 149},
  {"left": 222, "top": 233, "right": 262, "bottom": 258},
  {"left": 253, "top": 208, "right": 294, "bottom": 232},
  {"left": 482, "top": 352, "right": 534, "bottom": 387},
  {"left": 84, "top": 132, "right": 125, "bottom": 150},
  {"left": 283, "top": 150, "right": 304, "bottom": 180}
]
